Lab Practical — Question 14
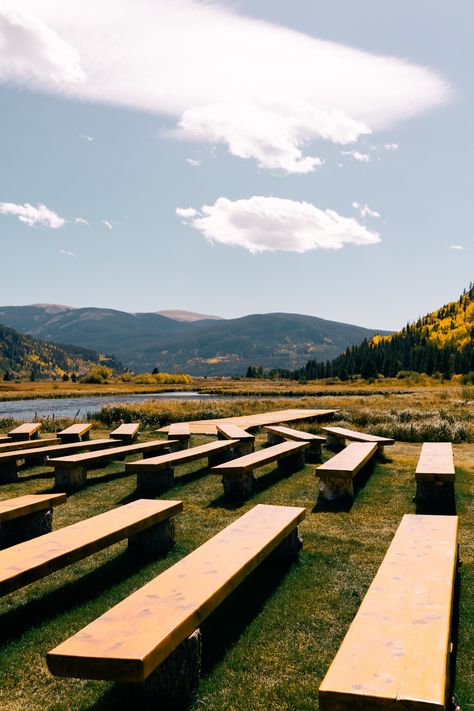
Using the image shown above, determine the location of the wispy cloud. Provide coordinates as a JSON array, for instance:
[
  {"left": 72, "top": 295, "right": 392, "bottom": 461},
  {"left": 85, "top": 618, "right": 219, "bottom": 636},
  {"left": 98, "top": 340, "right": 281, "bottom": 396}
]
[
  {"left": 101, "top": 219, "right": 113, "bottom": 230},
  {"left": 75, "top": 217, "right": 89, "bottom": 225},
  {"left": 4, "top": 1, "right": 450, "bottom": 173},
  {"left": 449, "top": 244, "right": 463, "bottom": 250},
  {"left": 79, "top": 134, "right": 94, "bottom": 142},
  {"left": 186, "top": 158, "right": 201, "bottom": 167},
  {"left": 177, "top": 196, "right": 380, "bottom": 254},
  {"left": 384, "top": 142, "right": 399, "bottom": 151},
  {"left": 0, "top": 201, "right": 65, "bottom": 228},
  {"left": 352, "top": 201, "right": 381, "bottom": 219},
  {"left": 341, "top": 150, "right": 371, "bottom": 163},
  {"left": 60, "top": 248, "right": 76, "bottom": 257}
]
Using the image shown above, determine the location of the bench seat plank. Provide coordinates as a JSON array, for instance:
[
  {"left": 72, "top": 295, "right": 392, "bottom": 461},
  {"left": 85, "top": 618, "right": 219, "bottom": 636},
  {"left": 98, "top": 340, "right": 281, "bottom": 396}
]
[
  {"left": 0, "top": 437, "right": 60, "bottom": 454},
  {"left": 217, "top": 423, "right": 254, "bottom": 441},
  {"left": 212, "top": 441, "right": 309, "bottom": 475},
  {"left": 319, "top": 514, "right": 458, "bottom": 710},
  {"left": 416, "top": 443, "right": 455, "bottom": 482},
  {"left": 127, "top": 440, "right": 237, "bottom": 473},
  {"left": 48, "top": 440, "right": 175, "bottom": 468},
  {"left": 8, "top": 423, "right": 42, "bottom": 441},
  {"left": 264, "top": 425, "right": 325, "bottom": 443},
  {"left": 0, "top": 493, "right": 67, "bottom": 523},
  {"left": 110, "top": 423, "right": 140, "bottom": 443},
  {"left": 58, "top": 424, "right": 92, "bottom": 442},
  {"left": 316, "top": 442, "right": 378, "bottom": 479},
  {"left": 322, "top": 426, "right": 394, "bottom": 447},
  {"left": 0, "top": 499, "right": 183, "bottom": 597},
  {"left": 0, "top": 438, "right": 119, "bottom": 464},
  {"left": 47, "top": 503, "right": 306, "bottom": 683}
]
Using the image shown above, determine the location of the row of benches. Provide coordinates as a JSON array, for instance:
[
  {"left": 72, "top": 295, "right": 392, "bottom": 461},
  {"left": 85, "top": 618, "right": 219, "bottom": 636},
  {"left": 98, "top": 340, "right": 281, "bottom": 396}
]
[
  {"left": 0, "top": 492, "right": 452, "bottom": 709},
  {"left": 0, "top": 421, "right": 140, "bottom": 446}
]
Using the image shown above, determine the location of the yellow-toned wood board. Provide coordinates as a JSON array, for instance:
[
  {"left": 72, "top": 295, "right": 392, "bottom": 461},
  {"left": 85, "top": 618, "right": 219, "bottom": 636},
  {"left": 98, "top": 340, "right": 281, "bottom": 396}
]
[
  {"left": 0, "top": 499, "right": 183, "bottom": 597},
  {"left": 0, "top": 438, "right": 119, "bottom": 464},
  {"left": 322, "top": 426, "right": 394, "bottom": 445},
  {"left": 110, "top": 423, "right": 140, "bottom": 442},
  {"left": 216, "top": 423, "right": 254, "bottom": 441},
  {"left": 8, "top": 422, "right": 42, "bottom": 440},
  {"left": 58, "top": 424, "right": 92, "bottom": 441},
  {"left": 47, "top": 503, "right": 306, "bottom": 683},
  {"left": 159, "top": 409, "right": 335, "bottom": 435},
  {"left": 416, "top": 443, "right": 455, "bottom": 482},
  {"left": 0, "top": 437, "right": 60, "bottom": 454},
  {"left": 316, "top": 442, "right": 378, "bottom": 479},
  {"left": 126, "top": 439, "right": 237, "bottom": 473},
  {"left": 0, "top": 493, "right": 67, "bottom": 523},
  {"left": 264, "top": 425, "right": 325, "bottom": 442},
  {"left": 213, "top": 441, "right": 309, "bottom": 475},
  {"left": 319, "top": 514, "right": 458, "bottom": 710},
  {"left": 48, "top": 439, "right": 175, "bottom": 468}
]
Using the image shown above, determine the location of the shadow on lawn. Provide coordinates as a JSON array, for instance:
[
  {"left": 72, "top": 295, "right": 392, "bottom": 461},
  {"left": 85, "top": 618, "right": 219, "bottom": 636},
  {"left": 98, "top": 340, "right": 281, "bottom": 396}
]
[{"left": 208, "top": 463, "right": 299, "bottom": 511}]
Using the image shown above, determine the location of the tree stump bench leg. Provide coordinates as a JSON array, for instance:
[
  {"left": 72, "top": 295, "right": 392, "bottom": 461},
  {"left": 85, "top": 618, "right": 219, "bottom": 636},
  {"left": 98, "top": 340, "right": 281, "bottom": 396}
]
[
  {"left": 222, "top": 472, "right": 255, "bottom": 499},
  {"left": 237, "top": 440, "right": 254, "bottom": 456},
  {"left": 0, "top": 508, "right": 53, "bottom": 548},
  {"left": 318, "top": 476, "right": 354, "bottom": 501},
  {"left": 267, "top": 433, "right": 283, "bottom": 446},
  {"left": 0, "top": 461, "right": 20, "bottom": 483},
  {"left": 169, "top": 436, "right": 189, "bottom": 451},
  {"left": 326, "top": 433, "right": 343, "bottom": 451},
  {"left": 278, "top": 451, "right": 305, "bottom": 473},
  {"left": 416, "top": 479, "right": 455, "bottom": 508},
  {"left": 305, "top": 443, "right": 322, "bottom": 463},
  {"left": 123, "top": 629, "right": 202, "bottom": 704},
  {"left": 137, "top": 467, "right": 174, "bottom": 495},
  {"left": 208, "top": 450, "right": 233, "bottom": 468},
  {"left": 55, "top": 465, "right": 88, "bottom": 491},
  {"left": 269, "top": 527, "right": 303, "bottom": 563},
  {"left": 128, "top": 517, "right": 177, "bottom": 557}
]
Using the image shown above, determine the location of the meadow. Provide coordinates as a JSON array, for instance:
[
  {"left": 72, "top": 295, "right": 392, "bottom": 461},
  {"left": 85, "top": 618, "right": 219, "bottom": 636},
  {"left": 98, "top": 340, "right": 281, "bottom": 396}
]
[{"left": 0, "top": 384, "right": 472, "bottom": 709}]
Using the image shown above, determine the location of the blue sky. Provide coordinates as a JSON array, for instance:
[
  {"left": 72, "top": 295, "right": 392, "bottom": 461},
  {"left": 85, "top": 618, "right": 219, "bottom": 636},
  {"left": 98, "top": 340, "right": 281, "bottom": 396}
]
[{"left": 0, "top": 0, "right": 472, "bottom": 330}]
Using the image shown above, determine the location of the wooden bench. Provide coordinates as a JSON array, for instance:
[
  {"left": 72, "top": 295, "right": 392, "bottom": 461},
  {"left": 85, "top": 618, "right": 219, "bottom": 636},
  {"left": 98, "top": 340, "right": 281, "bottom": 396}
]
[
  {"left": 0, "top": 493, "right": 67, "bottom": 548},
  {"left": 167, "top": 423, "right": 190, "bottom": 450},
  {"left": 316, "top": 442, "right": 378, "bottom": 501},
  {"left": 8, "top": 422, "right": 42, "bottom": 441},
  {"left": 127, "top": 440, "right": 238, "bottom": 495},
  {"left": 110, "top": 422, "right": 140, "bottom": 444},
  {"left": 322, "top": 426, "right": 394, "bottom": 455},
  {"left": 0, "top": 436, "right": 60, "bottom": 454},
  {"left": 415, "top": 442, "right": 455, "bottom": 507},
  {"left": 47, "top": 503, "right": 306, "bottom": 703},
  {"left": 58, "top": 423, "right": 92, "bottom": 443},
  {"left": 212, "top": 441, "right": 309, "bottom": 499},
  {"left": 0, "top": 499, "right": 183, "bottom": 598},
  {"left": 264, "top": 425, "right": 325, "bottom": 462},
  {"left": 319, "top": 513, "right": 459, "bottom": 710},
  {"left": 48, "top": 440, "right": 178, "bottom": 491},
  {"left": 0, "top": 438, "right": 120, "bottom": 483},
  {"left": 217, "top": 423, "right": 255, "bottom": 455},
  {"left": 0, "top": 435, "right": 11, "bottom": 443}
]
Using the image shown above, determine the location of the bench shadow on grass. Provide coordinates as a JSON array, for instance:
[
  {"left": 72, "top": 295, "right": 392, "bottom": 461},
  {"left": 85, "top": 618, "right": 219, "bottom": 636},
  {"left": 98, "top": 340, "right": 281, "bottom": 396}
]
[
  {"left": 312, "top": 458, "right": 378, "bottom": 514},
  {"left": 414, "top": 490, "right": 457, "bottom": 516},
  {"left": 118, "top": 465, "right": 211, "bottom": 505},
  {"left": 87, "top": 554, "right": 296, "bottom": 711},
  {"left": 208, "top": 463, "right": 300, "bottom": 511}
]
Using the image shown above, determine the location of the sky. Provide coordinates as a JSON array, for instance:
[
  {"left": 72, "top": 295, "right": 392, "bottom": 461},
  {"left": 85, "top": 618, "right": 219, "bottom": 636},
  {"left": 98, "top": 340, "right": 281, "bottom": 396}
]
[{"left": 0, "top": 0, "right": 472, "bottom": 330}]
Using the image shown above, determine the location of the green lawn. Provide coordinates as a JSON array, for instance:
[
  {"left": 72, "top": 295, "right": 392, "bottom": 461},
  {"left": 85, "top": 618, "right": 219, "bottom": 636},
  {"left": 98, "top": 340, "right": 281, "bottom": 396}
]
[{"left": 0, "top": 431, "right": 472, "bottom": 710}]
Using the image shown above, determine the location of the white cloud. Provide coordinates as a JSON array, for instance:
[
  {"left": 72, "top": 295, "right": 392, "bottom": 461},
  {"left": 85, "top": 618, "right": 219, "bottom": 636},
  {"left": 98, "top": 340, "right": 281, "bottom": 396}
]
[
  {"left": 384, "top": 142, "right": 399, "bottom": 151},
  {"left": 60, "top": 248, "right": 76, "bottom": 257},
  {"left": 4, "top": 1, "right": 449, "bottom": 173},
  {"left": 75, "top": 217, "right": 89, "bottom": 225},
  {"left": 186, "top": 158, "right": 201, "bottom": 167},
  {"left": 449, "top": 244, "right": 463, "bottom": 250},
  {"left": 102, "top": 219, "right": 113, "bottom": 230},
  {"left": 0, "top": 201, "right": 65, "bottom": 228},
  {"left": 177, "top": 196, "right": 380, "bottom": 254},
  {"left": 341, "top": 150, "right": 371, "bottom": 163},
  {"left": 79, "top": 133, "right": 94, "bottom": 142},
  {"left": 352, "top": 201, "right": 381, "bottom": 219},
  {"left": 0, "top": 5, "right": 85, "bottom": 86}
]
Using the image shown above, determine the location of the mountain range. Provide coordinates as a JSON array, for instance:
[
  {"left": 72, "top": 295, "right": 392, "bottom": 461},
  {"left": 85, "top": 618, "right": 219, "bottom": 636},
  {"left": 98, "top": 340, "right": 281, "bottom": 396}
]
[{"left": 0, "top": 304, "right": 389, "bottom": 376}]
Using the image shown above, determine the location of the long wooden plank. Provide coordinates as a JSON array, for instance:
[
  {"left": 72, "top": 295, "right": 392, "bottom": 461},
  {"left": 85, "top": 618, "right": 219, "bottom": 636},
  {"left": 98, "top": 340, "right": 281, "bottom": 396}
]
[
  {"left": 8, "top": 423, "right": 42, "bottom": 441},
  {"left": 0, "top": 437, "right": 60, "bottom": 454},
  {"left": 0, "top": 494, "right": 67, "bottom": 523},
  {"left": 213, "top": 441, "right": 309, "bottom": 475},
  {"left": 0, "top": 499, "right": 183, "bottom": 597},
  {"left": 48, "top": 440, "right": 174, "bottom": 468},
  {"left": 126, "top": 440, "right": 237, "bottom": 473},
  {"left": 264, "top": 425, "right": 325, "bottom": 443},
  {"left": 416, "top": 443, "right": 455, "bottom": 482},
  {"left": 159, "top": 409, "right": 336, "bottom": 435},
  {"left": 110, "top": 423, "right": 140, "bottom": 442},
  {"left": 47, "top": 503, "right": 306, "bottom": 683},
  {"left": 0, "top": 438, "right": 119, "bottom": 464},
  {"left": 58, "top": 424, "right": 92, "bottom": 442},
  {"left": 217, "top": 423, "right": 254, "bottom": 441},
  {"left": 322, "top": 426, "right": 394, "bottom": 445},
  {"left": 316, "top": 442, "right": 378, "bottom": 478},
  {"left": 319, "top": 514, "right": 458, "bottom": 710}
]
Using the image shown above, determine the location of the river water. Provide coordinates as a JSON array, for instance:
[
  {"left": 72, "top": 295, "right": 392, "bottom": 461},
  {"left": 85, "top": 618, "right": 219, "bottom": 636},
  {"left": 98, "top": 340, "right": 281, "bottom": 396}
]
[{"left": 0, "top": 391, "right": 217, "bottom": 421}]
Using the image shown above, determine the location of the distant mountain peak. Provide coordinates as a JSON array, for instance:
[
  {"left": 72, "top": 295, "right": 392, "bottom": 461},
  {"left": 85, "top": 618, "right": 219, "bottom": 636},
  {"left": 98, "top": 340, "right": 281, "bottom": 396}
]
[
  {"left": 156, "top": 310, "right": 223, "bottom": 322},
  {"left": 32, "top": 303, "right": 73, "bottom": 314}
]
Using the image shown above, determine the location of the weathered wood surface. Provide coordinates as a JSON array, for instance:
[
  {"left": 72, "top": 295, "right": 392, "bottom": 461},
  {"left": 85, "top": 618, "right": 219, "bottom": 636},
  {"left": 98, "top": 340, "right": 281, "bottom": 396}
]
[
  {"left": 0, "top": 499, "right": 183, "bottom": 597},
  {"left": 0, "top": 437, "right": 60, "bottom": 454},
  {"left": 416, "top": 443, "right": 455, "bottom": 482},
  {"left": 57, "top": 424, "right": 92, "bottom": 442},
  {"left": 0, "top": 438, "right": 119, "bottom": 465},
  {"left": 48, "top": 440, "right": 175, "bottom": 469},
  {"left": 319, "top": 514, "right": 459, "bottom": 710},
  {"left": 47, "top": 503, "right": 306, "bottom": 683},
  {"left": 167, "top": 423, "right": 190, "bottom": 437},
  {"left": 126, "top": 440, "right": 237, "bottom": 473},
  {"left": 8, "top": 423, "right": 42, "bottom": 441},
  {"left": 317, "top": 442, "right": 378, "bottom": 478},
  {"left": 322, "top": 426, "right": 394, "bottom": 446},
  {"left": 212, "top": 441, "right": 309, "bottom": 475},
  {"left": 216, "top": 424, "right": 254, "bottom": 441},
  {"left": 110, "top": 423, "right": 140, "bottom": 443},
  {"left": 264, "top": 425, "right": 325, "bottom": 443},
  {"left": 159, "top": 409, "right": 336, "bottom": 435},
  {"left": 0, "top": 493, "right": 67, "bottom": 523}
]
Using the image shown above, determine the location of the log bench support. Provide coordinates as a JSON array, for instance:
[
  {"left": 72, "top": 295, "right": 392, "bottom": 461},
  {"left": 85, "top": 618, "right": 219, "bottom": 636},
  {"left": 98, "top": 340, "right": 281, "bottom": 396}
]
[
  {"left": 137, "top": 466, "right": 175, "bottom": 495},
  {"left": 318, "top": 476, "right": 354, "bottom": 501},
  {"left": 316, "top": 442, "right": 378, "bottom": 503},
  {"left": 55, "top": 464, "right": 88, "bottom": 491},
  {"left": 0, "top": 460, "right": 22, "bottom": 483},
  {"left": 128, "top": 517, "right": 176, "bottom": 557},
  {"left": 0, "top": 508, "right": 52, "bottom": 549},
  {"left": 416, "top": 478, "right": 455, "bottom": 507},
  {"left": 222, "top": 471, "right": 256, "bottom": 499},
  {"left": 277, "top": 450, "right": 305, "bottom": 473}
]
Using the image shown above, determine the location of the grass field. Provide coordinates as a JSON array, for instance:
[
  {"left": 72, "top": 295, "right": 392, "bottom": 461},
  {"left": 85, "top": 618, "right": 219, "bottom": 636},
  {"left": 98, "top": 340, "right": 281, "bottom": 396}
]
[{"left": 0, "top": 414, "right": 472, "bottom": 710}]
